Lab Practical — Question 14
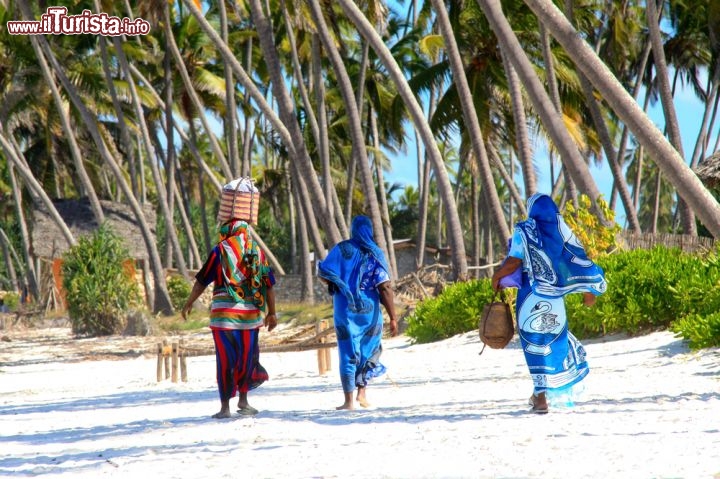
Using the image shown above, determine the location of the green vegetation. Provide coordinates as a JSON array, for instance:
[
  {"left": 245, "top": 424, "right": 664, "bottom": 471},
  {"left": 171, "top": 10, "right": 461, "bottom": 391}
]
[
  {"left": 62, "top": 224, "right": 141, "bottom": 336},
  {"left": 406, "top": 245, "right": 720, "bottom": 350},
  {"left": 167, "top": 274, "right": 192, "bottom": 311}
]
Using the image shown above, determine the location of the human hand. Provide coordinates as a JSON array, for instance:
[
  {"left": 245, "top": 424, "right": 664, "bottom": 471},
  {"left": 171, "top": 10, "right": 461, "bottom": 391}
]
[
  {"left": 583, "top": 292, "right": 596, "bottom": 307},
  {"left": 491, "top": 274, "right": 501, "bottom": 292},
  {"left": 181, "top": 303, "right": 192, "bottom": 321},
  {"left": 388, "top": 318, "right": 398, "bottom": 337},
  {"left": 264, "top": 313, "right": 277, "bottom": 332}
]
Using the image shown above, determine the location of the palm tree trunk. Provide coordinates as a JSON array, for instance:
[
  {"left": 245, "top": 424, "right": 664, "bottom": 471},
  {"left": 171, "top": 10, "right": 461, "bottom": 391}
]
[
  {"left": 370, "top": 106, "right": 398, "bottom": 279},
  {"left": 500, "top": 46, "right": 536, "bottom": 197},
  {"left": 308, "top": 0, "right": 387, "bottom": 253},
  {"left": 645, "top": 0, "right": 695, "bottom": 235},
  {"left": 338, "top": 0, "right": 468, "bottom": 279},
  {"left": 35, "top": 30, "right": 104, "bottom": 224},
  {"left": 477, "top": 0, "right": 610, "bottom": 227},
  {"left": 163, "top": 6, "right": 233, "bottom": 182},
  {"left": 182, "top": 0, "right": 342, "bottom": 247},
  {"left": 432, "top": 0, "right": 510, "bottom": 248},
  {"left": 416, "top": 158, "right": 431, "bottom": 270},
  {"left": 20, "top": 13, "right": 174, "bottom": 314},
  {"left": 292, "top": 182, "right": 314, "bottom": 303},
  {"left": 522, "top": 0, "right": 720, "bottom": 238},
  {"left": 112, "top": 33, "right": 189, "bottom": 278},
  {"left": 6, "top": 163, "right": 39, "bottom": 301},
  {"left": 218, "top": 0, "right": 240, "bottom": 176},
  {"left": 0, "top": 227, "right": 20, "bottom": 292},
  {"left": 0, "top": 133, "right": 76, "bottom": 247}
]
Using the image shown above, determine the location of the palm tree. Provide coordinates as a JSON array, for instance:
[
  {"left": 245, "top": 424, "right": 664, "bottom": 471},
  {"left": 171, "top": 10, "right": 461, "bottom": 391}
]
[
  {"left": 476, "top": 0, "right": 611, "bottom": 227},
  {"left": 16, "top": 2, "right": 174, "bottom": 313},
  {"left": 430, "top": 0, "right": 510, "bottom": 248},
  {"left": 337, "top": 0, "right": 468, "bottom": 279},
  {"left": 521, "top": 0, "right": 720, "bottom": 238},
  {"left": 182, "top": 0, "right": 342, "bottom": 250}
]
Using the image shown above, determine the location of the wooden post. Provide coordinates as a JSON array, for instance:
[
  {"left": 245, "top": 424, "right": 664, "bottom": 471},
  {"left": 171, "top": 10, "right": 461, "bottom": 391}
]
[
  {"left": 321, "top": 319, "right": 331, "bottom": 372},
  {"left": 171, "top": 342, "right": 179, "bottom": 383},
  {"left": 316, "top": 320, "right": 327, "bottom": 375},
  {"left": 156, "top": 342, "right": 163, "bottom": 382},
  {"left": 163, "top": 339, "right": 170, "bottom": 380},
  {"left": 180, "top": 339, "right": 188, "bottom": 382}
]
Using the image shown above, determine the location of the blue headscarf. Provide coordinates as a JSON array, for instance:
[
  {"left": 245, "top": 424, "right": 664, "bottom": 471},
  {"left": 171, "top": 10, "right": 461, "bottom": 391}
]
[
  {"left": 516, "top": 194, "right": 607, "bottom": 297},
  {"left": 317, "top": 216, "right": 389, "bottom": 313}
]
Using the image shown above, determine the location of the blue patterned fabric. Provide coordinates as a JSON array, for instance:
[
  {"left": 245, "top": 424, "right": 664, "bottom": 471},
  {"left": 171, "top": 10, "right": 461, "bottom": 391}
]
[
  {"left": 510, "top": 194, "right": 607, "bottom": 298},
  {"left": 509, "top": 194, "right": 605, "bottom": 400},
  {"left": 317, "top": 216, "right": 390, "bottom": 393}
]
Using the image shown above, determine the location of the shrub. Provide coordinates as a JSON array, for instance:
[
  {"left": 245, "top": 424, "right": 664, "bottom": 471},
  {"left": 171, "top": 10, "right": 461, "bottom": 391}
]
[
  {"left": 167, "top": 274, "right": 192, "bottom": 311},
  {"left": 407, "top": 245, "right": 720, "bottom": 350},
  {"left": 62, "top": 224, "right": 141, "bottom": 336},
  {"left": 2, "top": 291, "right": 19, "bottom": 311},
  {"left": 405, "top": 279, "right": 510, "bottom": 344}
]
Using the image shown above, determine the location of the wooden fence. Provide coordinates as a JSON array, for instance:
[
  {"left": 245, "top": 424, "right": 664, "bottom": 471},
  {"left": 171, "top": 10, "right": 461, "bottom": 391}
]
[{"left": 618, "top": 232, "right": 716, "bottom": 253}]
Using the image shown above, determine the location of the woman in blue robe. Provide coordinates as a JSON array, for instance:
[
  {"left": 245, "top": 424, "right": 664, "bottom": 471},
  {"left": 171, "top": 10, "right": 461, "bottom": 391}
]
[
  {"left": 492, "top": 194, "right": 607, "bottom": 414},
  {"left": 318, "top": 216, "right": 399, "bottom": 410}
]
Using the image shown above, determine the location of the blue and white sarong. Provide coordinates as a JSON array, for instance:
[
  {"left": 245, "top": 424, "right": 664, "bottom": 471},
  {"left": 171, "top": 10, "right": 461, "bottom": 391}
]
[
  {"left": 317, "top": 216, "right": 390, "bottom": 393},
  {"left": 508, "top": 194, "right": 607, "bottom": 402}
]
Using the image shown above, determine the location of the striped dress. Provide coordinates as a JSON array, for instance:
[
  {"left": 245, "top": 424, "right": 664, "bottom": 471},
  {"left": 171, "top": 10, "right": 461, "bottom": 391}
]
[{"left": 195, "top": 245, "right": 275, "bottom": 330}]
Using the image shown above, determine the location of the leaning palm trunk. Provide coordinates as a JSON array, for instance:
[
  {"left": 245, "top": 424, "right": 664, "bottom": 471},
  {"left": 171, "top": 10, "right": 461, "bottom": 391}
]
[
  {"left": 0, "top": 133, "right": 76, "bottom": 248},
  {"left": 36, "top": 30, "right": 104, "bottom": 224},
  {"left": 5, "top": 162, "right": 39, "bottom": 300},
  {"left": 112, "top": 33, "right": 189, "bottom": 278},
  {"left": 500, "top": 47, "right": 536, "bottom": 197},
  {"left": 338, "top": 0, "right": 468, "bottom": 279},
  {"left": 645, "top": 0, "right": 695, "bottom": 235},
  {"left": 0, "top": 227, "right": 20, "bottom": 292},
  {"left": 308, "top": 0, "right": 388, "bottom": 254},
  {"left": 20, "top": 18, "right": 174, "bottom": 314},
  {"left": 163, "top": 7, "right": 233, "bottom": 182},
  {"left": 181, "top": 0, "right": 342, "bottom": 248},
  {"left": 522, "top": 0, "right": 720, "bottom": 238},
  {"left": 432, "top": 0, "right": 510, "bottom": 247},
  {"left": 477, "top": 0, "right": 610, "bottom": 227}
]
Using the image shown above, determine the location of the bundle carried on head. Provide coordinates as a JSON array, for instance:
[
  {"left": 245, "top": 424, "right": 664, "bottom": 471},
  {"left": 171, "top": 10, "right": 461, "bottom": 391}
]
[{"left": 217, "top": 177, "right": 260, "bottom": 224}]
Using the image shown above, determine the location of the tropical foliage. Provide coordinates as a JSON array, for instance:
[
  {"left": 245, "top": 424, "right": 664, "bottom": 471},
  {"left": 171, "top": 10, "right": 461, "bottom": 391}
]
[
  {"left": 61, "top": 224, "right": 141, "bottom": 336},
  {"left": 407, "top": 244, "right": 720, "bottom": 349},
  {"left": 0, "top": 0, "right": 719, "bottom": 346}
]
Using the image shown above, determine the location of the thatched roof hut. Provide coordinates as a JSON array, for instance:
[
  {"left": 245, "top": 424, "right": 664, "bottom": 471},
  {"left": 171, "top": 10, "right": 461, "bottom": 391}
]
[
  {"left": 695, "top": 150, "right": 720, "bottom": 188},
  {"left": 32, "top": 199, "right": 156, "bottom": 260}
]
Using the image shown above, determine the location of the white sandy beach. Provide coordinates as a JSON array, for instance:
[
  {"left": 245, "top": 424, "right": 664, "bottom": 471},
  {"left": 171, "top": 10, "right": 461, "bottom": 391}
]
[{"left": 1, "top": 325, "right": 718, "bottom": 479}]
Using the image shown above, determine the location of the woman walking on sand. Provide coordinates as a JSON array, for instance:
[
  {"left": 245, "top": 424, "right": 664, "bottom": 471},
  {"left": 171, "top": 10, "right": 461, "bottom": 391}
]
[
  {"left": 182, "top": 217, "right": 277, "bottom": 419},
  {"left": 318, "top": 215, "right": 398, "bottom": 410},
  {"left": 492, "top": 194, "right": 606, "bottom": 414}
]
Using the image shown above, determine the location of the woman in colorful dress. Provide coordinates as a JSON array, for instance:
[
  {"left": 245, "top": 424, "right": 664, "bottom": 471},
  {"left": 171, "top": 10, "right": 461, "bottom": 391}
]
[
  {"left": 318, "top": 215, "right": 398, "bottom": 410},
  {"left": 182, "top": 219, "right": 277, "bottom": 419},
  {"left": 492, "top": 194, "right": 607, "bottom": 414}
]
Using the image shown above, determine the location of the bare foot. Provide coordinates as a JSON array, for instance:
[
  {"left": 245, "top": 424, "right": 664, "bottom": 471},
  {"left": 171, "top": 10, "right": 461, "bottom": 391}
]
[
  {"left": 212, "top": 409, "right": 233, "bottom": 419},
  {"left": 529, "top": 393, "right": 548, "bottom": 414},
  {"left": 356, "top": 388, "right": 370, "bottom": 408},
  {"left": 336, "top": 401, "right": 354, "bottom": 410}
]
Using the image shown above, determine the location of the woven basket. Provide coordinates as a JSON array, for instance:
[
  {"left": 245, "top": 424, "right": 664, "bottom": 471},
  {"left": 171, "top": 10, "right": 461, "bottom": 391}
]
[
  {"left": 478, "top": 293, "right": 514, "bottom": 352},
  {"left": 217, "top": 185, "right": 259, "bottom": 224}
]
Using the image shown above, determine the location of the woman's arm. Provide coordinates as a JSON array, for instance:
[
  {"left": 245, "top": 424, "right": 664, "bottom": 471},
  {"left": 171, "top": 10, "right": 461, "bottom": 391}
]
[
  {"left": 264, "top": 286, "right": 277, "bottom": 331},
  {"left": 182, "top": 280, "right": 207, "bottom": 320},
  {"left": 491, "top": 257, "right": 522, "bottom": 292},
  {"left": 378, "top": 281, "right": 398, "bottom": 337}
]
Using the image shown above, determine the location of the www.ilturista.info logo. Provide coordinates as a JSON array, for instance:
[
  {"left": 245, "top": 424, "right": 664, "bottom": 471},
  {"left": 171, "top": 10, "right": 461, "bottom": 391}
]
[{"left": 6, "top": 7, "right": 150, "bottom": 36}]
